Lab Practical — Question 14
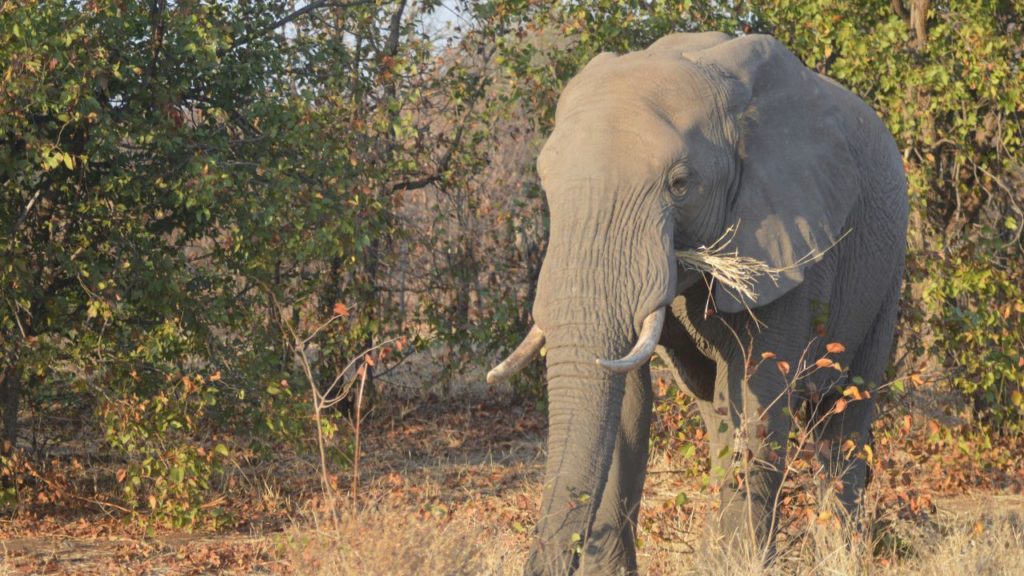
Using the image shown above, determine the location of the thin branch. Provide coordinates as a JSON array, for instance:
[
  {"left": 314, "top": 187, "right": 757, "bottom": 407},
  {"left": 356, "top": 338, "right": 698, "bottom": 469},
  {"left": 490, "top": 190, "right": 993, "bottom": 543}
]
[
  {"left": 10, "top": 189, "right": 44, "bottom": 237},
  {"left": 299, "top": 306, "right": 357, "bottom": 348},
  {"left": 321, "top": 338, "right": 401, "bottom": 407},
  {"left": 390, "top": 174, "right": 441, "bottom": 193},
  {"left": 383, "top": 0, "right": 408, "bottom": 59},
  {"left": 227, "top": 0, "right": 374, "bottom": 52}
]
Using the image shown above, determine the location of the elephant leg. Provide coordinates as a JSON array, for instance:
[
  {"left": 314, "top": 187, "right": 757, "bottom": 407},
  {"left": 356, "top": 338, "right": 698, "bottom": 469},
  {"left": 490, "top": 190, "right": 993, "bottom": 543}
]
[
  {"left": 715, "top": 358, "right": 791, "bottom": 558},
  {"left": 582, "top": 368, "right": 653, "bottom": 576},
  {"left": 812, "top": 289, "right": 897, "bottom": 516},
  {"left": 658, "top": 298, "right": 728, "bottom": 481},
  {"left": 811, "top": 389, "right": 874, "bottom": 515},
  {"left": 694, "top": 389, "right": 732, "bottom": 488}
]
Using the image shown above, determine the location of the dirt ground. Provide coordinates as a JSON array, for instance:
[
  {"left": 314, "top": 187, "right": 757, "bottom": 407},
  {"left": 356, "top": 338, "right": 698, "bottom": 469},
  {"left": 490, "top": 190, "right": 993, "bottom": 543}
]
[{"left": 2, "top": 361, "right": 1023, "bottom": 575}]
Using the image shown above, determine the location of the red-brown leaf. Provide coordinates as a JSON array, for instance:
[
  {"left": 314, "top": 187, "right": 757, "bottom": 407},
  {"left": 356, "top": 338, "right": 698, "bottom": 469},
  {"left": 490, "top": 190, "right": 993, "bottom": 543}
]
[
  {"left": 777, "top": 360, "right": 791, "bottom": 376},
  {"left": 826, "top": 342, "right": 846, "bottom": 354}
]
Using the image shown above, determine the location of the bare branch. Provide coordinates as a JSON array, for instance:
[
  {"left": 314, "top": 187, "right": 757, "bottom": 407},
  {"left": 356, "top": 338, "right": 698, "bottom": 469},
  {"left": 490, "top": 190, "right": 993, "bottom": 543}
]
[{"left": 228, "top": 0, "right": 373, "bottom": 52}]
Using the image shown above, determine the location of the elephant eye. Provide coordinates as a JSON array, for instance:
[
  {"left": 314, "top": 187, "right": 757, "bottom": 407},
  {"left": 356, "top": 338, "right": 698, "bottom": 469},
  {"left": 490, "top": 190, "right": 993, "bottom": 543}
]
[{"left": 667, "top": 166, "right": 689, "bottom": 197}]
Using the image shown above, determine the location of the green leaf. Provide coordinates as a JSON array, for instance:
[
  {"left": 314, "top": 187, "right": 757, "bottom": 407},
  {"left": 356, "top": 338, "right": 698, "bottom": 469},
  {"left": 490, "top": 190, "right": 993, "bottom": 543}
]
[{"left": 674, "top": 491, "right": 689, "bottom": 507}]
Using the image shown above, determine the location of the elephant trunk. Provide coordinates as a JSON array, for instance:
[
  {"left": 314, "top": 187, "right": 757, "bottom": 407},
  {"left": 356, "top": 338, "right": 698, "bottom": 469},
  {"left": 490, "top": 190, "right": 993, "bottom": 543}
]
[
  {"left": 525, "top": 192, "right": 676, "bottom": 573},
  {"left": 526, "top": 307, "right": 632, "bottom": 574}
]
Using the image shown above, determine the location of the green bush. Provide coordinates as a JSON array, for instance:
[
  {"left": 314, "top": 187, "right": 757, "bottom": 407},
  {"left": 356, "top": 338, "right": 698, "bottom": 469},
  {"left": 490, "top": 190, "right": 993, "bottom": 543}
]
[{"left": 0, "top": 0, "right": 404, "bottom": 523}]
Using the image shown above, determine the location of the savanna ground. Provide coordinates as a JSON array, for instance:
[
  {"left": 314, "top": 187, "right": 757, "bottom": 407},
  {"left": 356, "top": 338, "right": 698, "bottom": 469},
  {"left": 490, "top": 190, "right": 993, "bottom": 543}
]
[{"left": 2, "top": 354, "right": 1022, "bottom": 576}]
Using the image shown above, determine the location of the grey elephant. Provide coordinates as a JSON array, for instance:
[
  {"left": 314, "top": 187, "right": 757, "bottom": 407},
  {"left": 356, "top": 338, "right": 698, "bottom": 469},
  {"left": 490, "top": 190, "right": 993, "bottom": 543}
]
[{"left": 488, "top": 32, "right": 907, "bottom": 575}]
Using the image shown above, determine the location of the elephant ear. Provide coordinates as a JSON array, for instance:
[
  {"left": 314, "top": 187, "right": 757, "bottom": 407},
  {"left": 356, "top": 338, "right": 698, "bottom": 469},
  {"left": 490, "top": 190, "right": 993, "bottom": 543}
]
[{"left": 694, "top": 35, "right": 865, "bottom": 314}]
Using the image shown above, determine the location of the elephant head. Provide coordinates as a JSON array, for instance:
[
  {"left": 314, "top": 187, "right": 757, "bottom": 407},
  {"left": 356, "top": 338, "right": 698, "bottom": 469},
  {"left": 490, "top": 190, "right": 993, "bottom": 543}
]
[{"left": 490, "top": 32, "right": 877, "bottom": 573}]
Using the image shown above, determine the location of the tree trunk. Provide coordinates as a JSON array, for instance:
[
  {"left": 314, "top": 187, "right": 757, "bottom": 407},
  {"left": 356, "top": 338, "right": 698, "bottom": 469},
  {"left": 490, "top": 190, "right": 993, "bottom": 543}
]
[
  {"left": 0, "top": 366, "right": 20, "bottom": 453},
  {"left": 891, "top": 1, "right": 929, "bottom": 49},
  {"left": 910, "top": 0, "right": 930, "bottom": 49}
]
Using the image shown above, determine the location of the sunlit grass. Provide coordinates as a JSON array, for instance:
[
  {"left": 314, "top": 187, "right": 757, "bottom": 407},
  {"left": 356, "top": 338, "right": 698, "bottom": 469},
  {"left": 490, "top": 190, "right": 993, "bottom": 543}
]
[{"left": 283, "top": 494, "right": 1023, "bottom": 575}]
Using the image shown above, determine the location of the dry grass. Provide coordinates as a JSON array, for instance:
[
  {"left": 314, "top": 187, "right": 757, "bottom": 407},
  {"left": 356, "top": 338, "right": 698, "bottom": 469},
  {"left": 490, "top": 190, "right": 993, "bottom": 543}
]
[
  {"left": 4, "top": 379, "right": 1021, "bottom": 575},
  {"left": 895, "top": 514, "right": 1024, "bottom": 576},
  {"left": 283, "top": 501, "right": 527, "bottom": 575},
  {"left": 676, "top": 225, "right": 850, "bottom": 306},
  {"left": 282, "top": 496, "right": 1024, "bottom": 576}
]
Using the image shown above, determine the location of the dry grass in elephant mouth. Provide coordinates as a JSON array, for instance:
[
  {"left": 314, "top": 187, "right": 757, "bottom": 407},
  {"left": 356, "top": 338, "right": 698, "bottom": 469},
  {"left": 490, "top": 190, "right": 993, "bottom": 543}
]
[{"left": 676, "top": 225, "right": 850, "bottom": 307}]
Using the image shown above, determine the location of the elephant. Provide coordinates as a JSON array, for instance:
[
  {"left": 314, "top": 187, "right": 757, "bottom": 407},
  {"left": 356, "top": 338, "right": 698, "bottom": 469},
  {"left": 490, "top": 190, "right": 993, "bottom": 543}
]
[{"left": 487, "top": 32, "right": 908, "bottom": 575}]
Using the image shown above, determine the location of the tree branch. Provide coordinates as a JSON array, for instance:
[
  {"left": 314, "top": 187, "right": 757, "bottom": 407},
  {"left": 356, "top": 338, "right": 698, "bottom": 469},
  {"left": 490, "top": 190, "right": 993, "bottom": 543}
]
[
  {"left": 891, "top": 0, "right": 909, "bottom": 23},
  {"left": 384, "top": 0, "right": 408, "bottom": 59},
  {"left": 228, "top": 0, "right": 373, "bottom": 52}
]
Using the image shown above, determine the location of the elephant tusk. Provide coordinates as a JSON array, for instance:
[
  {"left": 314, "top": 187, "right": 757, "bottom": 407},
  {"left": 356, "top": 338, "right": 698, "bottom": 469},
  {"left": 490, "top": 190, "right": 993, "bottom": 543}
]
[
  {"left": 486, "top": 325, "right": 546, "bottom": 385},
  {"left": 597, "top": 308, "right": 666, "bottom": 373}
]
